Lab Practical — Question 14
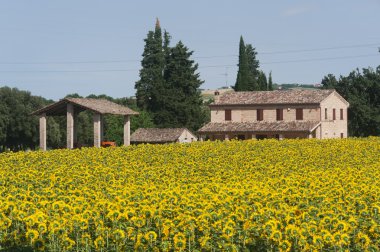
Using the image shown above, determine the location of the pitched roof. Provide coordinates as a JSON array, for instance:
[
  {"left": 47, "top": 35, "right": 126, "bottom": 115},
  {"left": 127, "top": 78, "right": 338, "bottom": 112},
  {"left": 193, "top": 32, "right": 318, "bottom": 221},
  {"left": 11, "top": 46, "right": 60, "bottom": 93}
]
[
  {"left": 198, "top": 121, "right": 321, "bottom": 133},
  {"left": 32, "top": 98, "right": 139, "bottom": 116},
  {"left": 131, "top": 128, "right": 191, "bottom": 143},
  {"left": 211, "top": 89, "right": 335, "bottom": 106}
]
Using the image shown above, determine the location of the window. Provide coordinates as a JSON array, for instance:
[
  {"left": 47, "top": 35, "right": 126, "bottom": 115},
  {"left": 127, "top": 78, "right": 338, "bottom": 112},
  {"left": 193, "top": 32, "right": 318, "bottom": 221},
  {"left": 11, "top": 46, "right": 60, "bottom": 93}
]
[
  {"left": 340, "top": 109, "right": 344, "bottom": 120},
  {"left": 325, "top": 108, "right": 328, "bottom": 120},
  {"left": 276, "top": 109, "right": 283, "bottom": 121},
  {"left": 296, "top": 108, "right": 303, "bottom": 120},
  {"left": 225, "top": 109, "right": 231, "bottom": 121},
  {"left": 333, "top": 109, "right": 336, "bottom": 120},
  {"left": 256, "top": 134, "right": 267, "bottom": 140},
  {"left": 237, "top": 135, "right": 245, "bottom": 140},
  {"left": 257, "top": 109, "right": 263, "bottom": 121}
]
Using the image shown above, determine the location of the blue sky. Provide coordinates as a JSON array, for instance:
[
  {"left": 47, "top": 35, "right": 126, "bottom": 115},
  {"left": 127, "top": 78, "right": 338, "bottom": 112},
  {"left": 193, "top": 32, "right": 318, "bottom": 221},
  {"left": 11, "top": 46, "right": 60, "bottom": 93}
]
[{"left": 1, "top": 0, "right": 379, "bottom": 100}]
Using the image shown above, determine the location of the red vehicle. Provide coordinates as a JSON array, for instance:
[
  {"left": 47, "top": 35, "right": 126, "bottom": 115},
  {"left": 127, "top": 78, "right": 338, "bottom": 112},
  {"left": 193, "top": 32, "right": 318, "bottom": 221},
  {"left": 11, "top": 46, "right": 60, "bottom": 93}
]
[{"left": 101, "top": 141, "right": 116, "bottom": 147}]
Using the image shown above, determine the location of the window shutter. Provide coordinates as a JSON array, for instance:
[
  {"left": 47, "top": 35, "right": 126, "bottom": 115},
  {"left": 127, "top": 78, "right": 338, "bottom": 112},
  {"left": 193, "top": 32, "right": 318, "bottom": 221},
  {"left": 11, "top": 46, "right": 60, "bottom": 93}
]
[
  {"left": 325, "top": 108, "right": 328, "bottom": 120},
  {"left": 276, "top": 109, "right": 283, "bottom": 121},
  {"left": 333, "top": 109, "right": 336, "bottom": 120},
  {"left": 296, "top": 108, "right": 303, "bottom": 120},
  {"left": 257, "top": 109, "right": 263, "bottom": 121},
  {"left": 340, "top": 109, "right": 344, "bottom": 120},
  {"left": 225, "top": 109, "right": 231, "bottom": 121}
]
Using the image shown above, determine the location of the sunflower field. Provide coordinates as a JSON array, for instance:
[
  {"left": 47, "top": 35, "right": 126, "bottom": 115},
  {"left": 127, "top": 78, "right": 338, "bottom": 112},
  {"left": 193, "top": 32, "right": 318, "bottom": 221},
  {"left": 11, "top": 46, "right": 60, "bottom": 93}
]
[{"left": 0, "top": 138, "right": 380, "bottom": 251}]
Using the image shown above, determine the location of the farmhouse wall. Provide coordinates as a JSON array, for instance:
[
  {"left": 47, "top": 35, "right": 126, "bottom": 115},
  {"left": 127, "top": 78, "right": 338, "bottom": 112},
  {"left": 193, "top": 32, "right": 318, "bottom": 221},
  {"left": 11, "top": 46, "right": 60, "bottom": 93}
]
[
  {"left": 320, "top": 92, "right": 349, "bottom": 139},
  {"left": 178, "top": 129, "right": 197, "bottom": 143}
]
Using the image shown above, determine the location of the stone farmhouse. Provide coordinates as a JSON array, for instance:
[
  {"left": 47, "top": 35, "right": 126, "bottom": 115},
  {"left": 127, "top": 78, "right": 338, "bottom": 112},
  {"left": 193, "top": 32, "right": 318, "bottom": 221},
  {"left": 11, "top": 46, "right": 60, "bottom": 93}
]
[{"left": 198, "top": 89, "right": 349, "bottom": 140}]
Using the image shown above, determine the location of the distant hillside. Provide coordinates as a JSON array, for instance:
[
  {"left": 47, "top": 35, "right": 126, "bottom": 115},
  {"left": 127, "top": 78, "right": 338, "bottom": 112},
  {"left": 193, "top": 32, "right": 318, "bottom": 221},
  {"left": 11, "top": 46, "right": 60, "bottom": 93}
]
[
  {"left": 274, "top": 83, "right": 321, "bottom": 90},
  {"left": 200, "top": 87, "right": 234, "bottom": 103}
]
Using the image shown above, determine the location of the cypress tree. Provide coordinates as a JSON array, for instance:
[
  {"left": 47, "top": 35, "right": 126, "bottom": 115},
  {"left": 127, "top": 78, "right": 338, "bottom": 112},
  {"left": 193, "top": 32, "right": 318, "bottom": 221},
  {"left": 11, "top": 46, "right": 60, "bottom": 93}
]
[
  {"left": 235, "top": 36, "right": 262, "bottom": 91},
  {"left": 234, "top": 36, "right": 250, "bottom": 91},
  {"left": 268, "top": 71, "right": 273, "bottom": 91},
  {"left": 135, "top": 18, "right": 165, "bottom": 114},
  {"left": 246, "top": 44, "right": 260, "bottom": 90},
  {"left": 257, "top": 71, "right": 268, "bottom": 90}
]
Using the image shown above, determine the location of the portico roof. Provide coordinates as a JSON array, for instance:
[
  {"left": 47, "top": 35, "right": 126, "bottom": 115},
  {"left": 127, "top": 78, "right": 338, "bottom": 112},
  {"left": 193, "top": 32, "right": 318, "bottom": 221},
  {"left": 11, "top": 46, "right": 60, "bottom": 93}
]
[
  {"left": 32, "top": 98, "right": 139, "bottom": 116},
  {"left": 198, "top": 121, "right": 321, "bottom": 134}
]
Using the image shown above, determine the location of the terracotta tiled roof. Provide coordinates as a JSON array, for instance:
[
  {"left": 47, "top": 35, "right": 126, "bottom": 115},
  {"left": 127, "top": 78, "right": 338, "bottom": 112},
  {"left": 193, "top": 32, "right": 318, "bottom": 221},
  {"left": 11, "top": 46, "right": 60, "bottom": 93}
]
[
  {"left": 198, "top": 121, "right": 321, "bottom": 133},
  {"left": 131, "top": 128, "right": 190, "bottom": 143},
  {"left": 211, "top": 89, "right": 335, "bottom": 106},
  {"left": 32, "top": 98, "right": 139, "bottom": 116}
]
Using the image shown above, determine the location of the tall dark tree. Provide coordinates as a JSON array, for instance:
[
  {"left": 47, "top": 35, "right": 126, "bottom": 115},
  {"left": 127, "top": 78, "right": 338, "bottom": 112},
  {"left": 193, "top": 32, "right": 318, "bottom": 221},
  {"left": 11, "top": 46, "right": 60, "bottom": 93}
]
[
  {"left": 257, "top": 71, "right": 268, "bottom": 91},
  {"left": 245, "top": 44, "right": 260, "bottom": 90},
  {"left": 235, "top": 36, "right": 262, "bottom": 91},
  {"left": 135, "top": 18, "right": 165, "bottom": 113},
  {"left": 268, "top": 71, "right": 273, "bottom": 91},
  {"left": 135, "top": 20, "right": 207, "bottom": 130},
  {"left": 234, "top": 36, "right": 250, "bottom": 91},
  {"left": 159, "top": 41, "right": 206, "bottom": 130}
]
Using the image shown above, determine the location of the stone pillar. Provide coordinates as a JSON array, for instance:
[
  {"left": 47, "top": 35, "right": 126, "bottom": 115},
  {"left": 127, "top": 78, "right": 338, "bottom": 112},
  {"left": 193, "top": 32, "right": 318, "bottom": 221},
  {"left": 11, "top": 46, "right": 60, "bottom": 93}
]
[
  {"left": 67, "top": 104, "right": 74, "bottom": 149},
  {"left": 225, "top": 134, "right": 229, "bottom": 141},
  {"left": 73, "top": 114, "right": 78, "bottom": 147},
  {"left": 123, "top": 115, "right": 130, "bottom": 146},
  {"left": 308, "top": 133, "right": 313, "bottom": 139},
  {"left": 94, "top": 113, "right": 102, "bottom": 148},
  {"left": 251, "top": 134, "right": 256, "bottom": 140},
  {"left": 39, "top": 113, "right": 47, "bottom": 151},
  {"left": 279, "top": 134, "right": 284, "bottom": 140}
]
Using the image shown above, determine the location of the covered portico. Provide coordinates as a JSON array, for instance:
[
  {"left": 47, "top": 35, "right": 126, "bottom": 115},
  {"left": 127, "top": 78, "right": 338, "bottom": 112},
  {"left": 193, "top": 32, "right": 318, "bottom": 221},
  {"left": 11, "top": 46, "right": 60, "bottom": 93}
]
[
  {"left": 32, "top": 98, "right": 139, "bottom": 150},
  {"left": 198, "top": 121, "right": 321, "bottom": 141}
]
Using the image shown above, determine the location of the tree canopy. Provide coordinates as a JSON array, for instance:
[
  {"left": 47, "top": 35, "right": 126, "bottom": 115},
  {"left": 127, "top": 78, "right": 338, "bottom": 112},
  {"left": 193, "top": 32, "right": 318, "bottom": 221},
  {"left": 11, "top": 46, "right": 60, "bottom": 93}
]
[
  {"left": 234, "top": 36, "right": 271, "bottom": 91},
  {"left": 0, "top": 87, "right": 63, "bottom": 151},
  {"left": 321, "top": 66, "right": 380, "bottom": 137},
  {"left": 135, "top": 20, "right": 207, "bottom": 131}
]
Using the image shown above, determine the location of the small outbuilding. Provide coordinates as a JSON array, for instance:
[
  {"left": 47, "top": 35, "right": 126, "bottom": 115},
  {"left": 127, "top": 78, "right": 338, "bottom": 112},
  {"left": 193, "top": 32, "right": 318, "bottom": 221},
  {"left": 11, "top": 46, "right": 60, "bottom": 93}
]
[
  {"left": 32, "top": 97, "right": 138, "bottom": 150},
  {"left": 130, "top": 128, "right": 197, "bottom": 144}
]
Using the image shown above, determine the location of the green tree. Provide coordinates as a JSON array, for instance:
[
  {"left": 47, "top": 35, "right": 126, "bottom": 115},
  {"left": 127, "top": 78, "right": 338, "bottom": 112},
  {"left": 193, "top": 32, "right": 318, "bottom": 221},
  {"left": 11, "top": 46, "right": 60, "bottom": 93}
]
[
  {"left": 135, "top": 18, "right": 165, "bottom": 114},
  {"left": 0, "top": 87, "right": 58, "bottom": 151},
  {"left": 234, "top": 36, "right": 262, "bottom": 91},
  {"left": 157, "top": 41, "right": 205, "bottom": 130},
  {"left": 234, "top": 36, "right": 250, "bottom": 91},
  {"left": 321, "top": 66, "right": 380, "bottom": 137},
  {"left": 321, "top": 74, "right": 338, "bottom": 89},
  {"left": 135, "top": 20, "right": 207, "bottom": 130},
  {"left": 0, "top": 100, "right": 9, "bottom": 147},
  {"left": 245, "top": 44, "right": 260, "bottom": 90},
  {"left": 268, "top": 71, "right": 273, "bottom": 91},
  {"left": 257, "top": 71, "right": 268, "bottom": 91}
]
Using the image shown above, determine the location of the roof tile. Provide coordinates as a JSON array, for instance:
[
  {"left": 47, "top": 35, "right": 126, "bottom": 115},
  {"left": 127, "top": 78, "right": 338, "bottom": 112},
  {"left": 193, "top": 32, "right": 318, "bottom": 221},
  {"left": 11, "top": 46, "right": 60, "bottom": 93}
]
[
  {"left": 131, "top": 128, "right": 190, "bottom": 143},
  {"left": 212, "top": 89, "right": 335, "bottom": 105},
  {"left": 198, "top": 121, "right": 320, "bottom": 133}
]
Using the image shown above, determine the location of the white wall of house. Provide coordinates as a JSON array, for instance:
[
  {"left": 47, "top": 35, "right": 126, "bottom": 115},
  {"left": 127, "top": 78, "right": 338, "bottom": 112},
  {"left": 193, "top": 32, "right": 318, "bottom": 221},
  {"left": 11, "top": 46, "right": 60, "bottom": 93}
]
[
  {"left": 178, "top": 129, "right": 197, "bottom": 143},
  {"left": 210, "top": 108, "right": 225, "bottom": 122},
  {"left": 320, "top": 92, "right": 349, "bottom": 139}
]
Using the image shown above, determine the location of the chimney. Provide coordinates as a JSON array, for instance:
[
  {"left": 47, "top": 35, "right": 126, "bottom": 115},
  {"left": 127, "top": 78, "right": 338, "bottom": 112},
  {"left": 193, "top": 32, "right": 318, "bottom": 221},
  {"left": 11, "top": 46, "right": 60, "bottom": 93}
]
[{"left": 214, "top": 90, "right": 220, "bottom": 103}]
